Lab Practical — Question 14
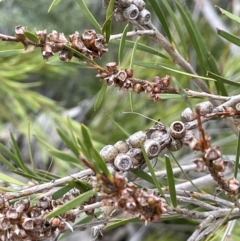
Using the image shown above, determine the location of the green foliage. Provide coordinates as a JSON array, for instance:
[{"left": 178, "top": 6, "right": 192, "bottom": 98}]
[{"left": 1, "top": 0, "right": 240, "bottom": 241}]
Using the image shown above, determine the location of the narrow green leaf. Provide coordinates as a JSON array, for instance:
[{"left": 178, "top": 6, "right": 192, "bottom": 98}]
[
  {"left": 36, "top": 170, "right": 61, "bottom": 180},
  {"left": 217, "top": 29, "right": 240, "bottom": 47},
  {"left": 0, "top": 172, "right": 25, "bottom": 186},
  {"left": 0, "top": 49, "right": 25, "bottom": 57},
  {"left": 216, "top": 6, "right": 240, "bottom": 24},
  {"left": 34, "top": 135, "right": 55, "bottom": 149},
  {"left": 176, "top": 2, "right": 207, "bottom": 75},
  {"left": 140, "top": 144, "right": 165, "bottom": 197},
  {"left": 147, "top": 0, "right": 172, "bottom": 42},
  {"left": 10, "top": 133, "right": 36, "bottom": 176},
  {"left": 130, "top": 169, "right": 155, "bottom": 185},
  {"left": 0, "top": 154, "right": 15, "bottom": 170},
  {"left": 75, "top": 210, "right": 101, "bottom": 225},
  {"left": 75, "top": 0, "right": 101, "bottom": 32},
  {"left": 105, "top": 217, "right": 141, "bottom": 230},
  {"left": 104, "top": 113, "right": 130, "bottom": 137},
  {"left": 159, "top": 93, "right": 182, "bottom": 99},
  {"left": 49, "top": 149, "right": 80, "bottom": 164},
  {"left": 90, "top": 148, "right": 111, "bottom": 178},
  {"left": 105, "top": 214, "right": 180, "bottom": 230},
  {"left": 94, "top": 83, "right": 108, "bottom": 111},
  {"left": 63, "top": 44, "right": 98, "bottom": 66},
  {"left": 134, "top": 61, "right": 210, "bottom": 79},
  {"left": 111, "top": 39, "right": 168, "bottom": 59},
  {"left": 177, "top": 2, "right": 227, "bottom": 95},
  {"left": 165, "top": 155, "right": 177, "bottom": 207},
  {"left": 129, "top": 92, "right": 133, "bottom": 112},
  {"left": 46, "top": 61, "right": 89, "bottom": 67},
  {"left": 24, "top": 30, "right": 39, "bottom": 43},
  {"left": 207, "top": 71, "right": 240, "bottom": 87},
  {"left": 48, "top": 0, "right": 62, "bottom": 12},
  {"left": 161, "top": 0, "right": 187, "bottom": 54},
  {"left": 102, "top": 19, "right": 112, "bottom": 44},
  {"left": 130, "top": 36, "right": 141, "bottom": 69},
  {"left": 234, "top": 128, "right": 240, "bottom": 178},
  {"left": 77, "top": 137, "right": 91, "bottom": 161},
  {"left": 81, "top": 124, "right": 93, "bottom": 152},
  {"left": 0, "top": 143, "right": 20, "bottom": 166},
  {"left": 102, "top": 0, "right": 115, "bottom": 43},
  {"left": 67, "top": 179, "right": 93, "bottom": 193},
  {"left": 13, "top": 170, "right": 45, "bottom": 183},
  {"left": 56, "top": 127, "right": 79, "bottom": 157},
  {"left": 27, "top": 121, "right": 34, "bottom": 170},
  {"left": 118, "top": 24, "right": 129, "bottom": 65},
  {"left": 169, "top": 152, "right": 202, "bottom": 192},
  {"left": 52, "top": 185, "right": 73, "bottom": 200},
  {"left": 46, "top": 189, "right": 95, "bottom": 218}
]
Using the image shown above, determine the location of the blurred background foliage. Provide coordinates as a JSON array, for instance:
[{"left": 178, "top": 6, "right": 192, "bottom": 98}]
[{"left": 0, "top": 0, "right": 240, "bottom": 240}]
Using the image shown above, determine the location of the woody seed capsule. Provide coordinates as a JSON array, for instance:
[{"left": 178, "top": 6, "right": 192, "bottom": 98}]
[
  {"left": 100, "top": 145, "right": 119, "bottom": 162},
  {"left": 114, "top": 140, "right": 129, "bottom": 153},
  {"left": 143, "top": 139, "right": 161, "bottom": 158},
  {"left": 195, "top": 101, "right": 213, "bottom": 116},
  {"left": 181, "top": 107, "right": 196, "bottom": 122},
  {"left": 138, "top": 9, "right": 151, "bottom": 25},
  {"left": 123, "top": 4, "right": 139, "bottom": 20},
  {"left": 133, "top": 0, "right": 145, "bottom": 10},
  {"left": 128, "top": 131, "right": 147, "bottom": 147},
  {"left": 114, "top": 153, "right": 132, "bottom": 171},
  {"left": 169, "top": 121, "right": 186, "bottom": 139}
]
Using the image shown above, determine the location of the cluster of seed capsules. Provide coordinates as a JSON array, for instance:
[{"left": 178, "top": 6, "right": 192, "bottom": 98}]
[
  {"left": 0, "top": 190, "right": 94, "bottom": 241},
  {"left": 99, "top": 101, "right": 214, "bottom": 173},
  {"left": 99, "top": 173, "right": 167, "bottom": 223},
  {"left": 15, "top": 25, "right": 107, "bottom": 61},
  {"left": 102, "top": 0, "right": 151, "bottom": 25},
  {"left": 96, "top": 62, "right": 178, "bottom": 101}
]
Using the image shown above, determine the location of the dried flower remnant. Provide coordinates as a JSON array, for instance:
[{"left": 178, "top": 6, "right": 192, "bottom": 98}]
[
  {"left": 0, "top": 189, "right": 99, "bottom": 240},
  {"left": 96, "top": 62, "right": 178, "bottom": 101},
  {"left": 1, "top": 26, "right": 108, "bottom": 62},
  {"left": 188, "top": 108, "right": 240, "bottom": 196},
  {"left": 95, "top": 172, "right": 168, "bottom": 223}
]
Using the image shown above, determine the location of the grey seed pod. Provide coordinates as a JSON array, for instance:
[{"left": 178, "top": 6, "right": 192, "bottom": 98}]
[
  {"left": 169, "top": 121, "right": 186, "bottom": 139},
  {"left": 118, "top": 0, "right": 133, "bottom": 7},
  {"left": 143, "top": 139, "right": 161, "bottom": 158},
  {"left": 181, "top": 130, "right": 198, "bottom": 149},
  {"left": 236, "top": 102, "right": 240, "bottom": 111},
  {"left": 181, "top": 107, "right": 196, "bottom": 122},
  {"left": 131, "top": 157, "right": 143, "bottom": 168},
  {"left": 150, "top": 130, "right": 166, "bottom": 139},
  {"left": 150, "top": 129, "right": 171, "bottom": 147},
  {"left": 123, "top": 4, "right": 139, "bottom": 20},
  {"left": 114, "top": 153, "right": 132, "bottom": 171},
  {"left": 100, "top": 145, "right": 118, "bottom": 162},
  {"left": 114, "top": 140, "right": 129, "bottom": 153},
  {"left": 132, "top": 0, "right": 145, "bottom": 10},
  {"left": 128, "top": 131, "right": 147, "bottom": 147},
  {"left": 138, "top": 9, "right": 151, "bottom": 25},
  {"left": 114, "top": 8, "right": 126, "bottom": 22},
  {"left": 195, "top": 101, "right": 213, "bottom": 116},
  {"left": 167, "top": 139, "right": 182, "bottom": 152},
  {"left": 126, "top": 148, "right": 143, "bottom": 161}
]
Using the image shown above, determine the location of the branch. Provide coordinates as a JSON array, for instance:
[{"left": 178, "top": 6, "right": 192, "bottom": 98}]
[
  {"left": 109, "top": 29, "right": 155, "bottom": 41},
  {"left": 5, "top": 168, "right": 93, "bottom": 199}
]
